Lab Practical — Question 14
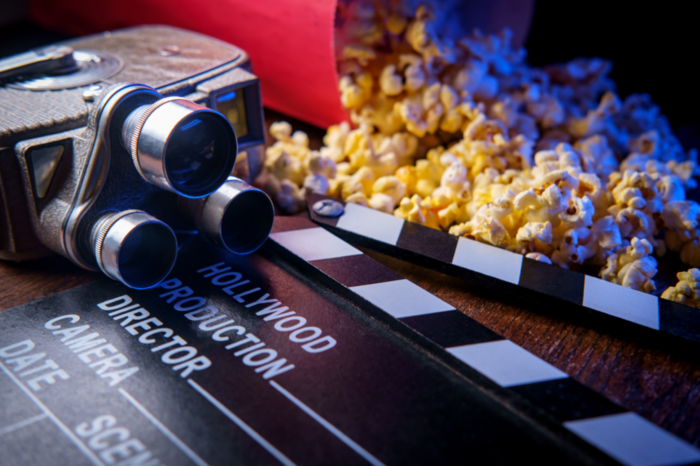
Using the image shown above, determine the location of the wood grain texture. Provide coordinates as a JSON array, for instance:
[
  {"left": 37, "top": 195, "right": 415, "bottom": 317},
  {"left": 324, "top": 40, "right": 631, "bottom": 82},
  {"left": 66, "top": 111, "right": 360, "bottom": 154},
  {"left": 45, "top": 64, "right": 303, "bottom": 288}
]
[
  {"left": 0, "top": 254, "right": 94, "bottom": 309},
  {"left": 2, "top": 109, "right": 699, "bottom": 449}
]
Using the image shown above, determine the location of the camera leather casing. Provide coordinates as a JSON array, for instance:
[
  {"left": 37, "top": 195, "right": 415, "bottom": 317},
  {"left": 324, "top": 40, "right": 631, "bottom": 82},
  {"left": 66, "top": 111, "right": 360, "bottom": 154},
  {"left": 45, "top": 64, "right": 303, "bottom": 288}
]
[{"left": 0, "top": 25, "right": 266, "bottom": 267}]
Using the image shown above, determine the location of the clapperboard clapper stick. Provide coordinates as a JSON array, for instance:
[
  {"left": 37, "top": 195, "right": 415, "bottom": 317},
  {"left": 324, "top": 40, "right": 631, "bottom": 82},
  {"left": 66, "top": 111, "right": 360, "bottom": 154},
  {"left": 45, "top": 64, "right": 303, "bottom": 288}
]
[
  {"left": 269, "top": 214, "right": 700, "bottom": 466},
  {"left": 305, "top": 194, "right": 700, "bottom": 345}
]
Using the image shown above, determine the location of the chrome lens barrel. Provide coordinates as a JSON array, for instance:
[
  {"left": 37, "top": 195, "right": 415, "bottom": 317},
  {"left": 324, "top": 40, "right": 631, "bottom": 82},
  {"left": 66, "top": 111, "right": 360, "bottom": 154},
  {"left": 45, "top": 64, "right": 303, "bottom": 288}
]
[
  {"left": 121, "top": 97, "right": 237, "bottom": 198},
  {"left": 180, "top": 177, "right": 274, "bottom": 255},
  {"left": 91, "top": 210, "right": 178, "bottom": 289}
]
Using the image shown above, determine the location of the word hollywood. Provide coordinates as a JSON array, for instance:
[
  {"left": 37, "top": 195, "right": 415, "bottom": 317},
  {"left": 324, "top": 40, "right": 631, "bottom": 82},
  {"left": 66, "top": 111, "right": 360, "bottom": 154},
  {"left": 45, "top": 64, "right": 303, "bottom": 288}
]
[{"left": 96, "top": 262, "right": 337, "bottom": 381}]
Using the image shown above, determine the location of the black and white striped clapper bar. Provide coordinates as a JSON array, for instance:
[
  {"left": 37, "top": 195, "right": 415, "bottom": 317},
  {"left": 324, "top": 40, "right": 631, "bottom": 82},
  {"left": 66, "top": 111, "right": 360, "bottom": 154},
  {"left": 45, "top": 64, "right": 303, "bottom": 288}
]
[
  {"left": 269, "top": 211, "right": 700, "bottom": 466},
  {"left": 307, "top": 195, "right": 700, "bottom": 345}
]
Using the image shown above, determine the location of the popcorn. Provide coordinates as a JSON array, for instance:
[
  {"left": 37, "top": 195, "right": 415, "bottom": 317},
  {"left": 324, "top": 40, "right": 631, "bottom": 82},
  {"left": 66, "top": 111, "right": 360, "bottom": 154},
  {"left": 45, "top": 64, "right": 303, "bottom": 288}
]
[
  {"left": 303, "top": 173, "right": 329, "bottom": 195},
  {"left": 395, "top": 194, "right": 439, "bottom": 229},
  {"left": 667, "top": 159, "right": 698, "bottom": 188},
  {"left": 437, "top": 202, "right": 465, "bottom": 230},
  {"left": 307, "top": 151, "right": 337, "bottom": 179},
  {"left": 264, "top": 127, "right": 311, "bottom": 186},
  {"left": 341, "top": 166, "right": 376, "bottom": 200},
  {"left": 599, "top": 238, "right": 658, "bottom": 292},
  {"left": 379, "top": 65, "right": 404, "bottom": 96},
  {"left": 339, "top": 70, "right": 373, "bottom": 109},
  {"left": 322, "top": 122, "right": 351, "bottom": 162},
  {"left": 619, "top": 155, "right": 697, "bottom": 190},
  {"left": 328, "top": 174, "right": 350, "bottom": 199},
  {"left": 346, "top": 191, "right": 369, "bottom": 207},
  {"left": 680, "top": 240, "right": 700, "bottom": 268},
  {"left": 577, "top": 172, "right": 606, "bottom": 213},
  {"left": 575, "top": 135, "right": 618, "bottom": 178},
  {"left": 395, "top": 165, "right": 418, "bottom": 195},
  {"left": 585, "top": 216, "right": 622, "bottom": 263},
  {"left": 560, "top": 196, "right": 594, "bottom": 228},
  {"left": 453, "top": 60, "right": 498, "bottom": 100},
  {"left": 385, "top": 14, "right": 408, "bottom": 35},
  {"left": 566, "top": 91, "right": 621, "bottom": 139},
  {"left": 404, "top": 13, "right": 430, "bottom": 54},
  {"left": 275, "top": 180, "right": 306, "bottom": 214},
  {"left": 368, "top": 193, "right": 395, "bottom": 213},
  {"left": 514, "top": 185, "right": 566, "bottom": 226},
  {"left": 394, "top": 92, "right": 433, "bottom": 137},
  {"left": 373, "top": 176, "right": 406, "bottom": 205},
  {"left": 608, "top": 205, "right": 656, "bottom": 242},
  {"left": 269, "top": 121, "right": 292, "bottom": 141},
  {"left": 526, "top": 252, "right": 552, "bottom": 264},
  {"left": 661, "top": 200, "right": 700, "bottom": 246},
  {"left": 449, "top": 204, "right": 512, "bottom": 249},
  {"left": 661, "top": 269, "right": 700, "bottom": 308},
  {"left": 261, "top": 3, "right": 698, "bottom": 299},
  {"left": 516, "top": 222, "right": 553, "bottom": 249},
  {"left": 527, "top": 95, "right": 564, "bottom": 130},
  {"left": 399, "top": 55, "right": 427, "bottom": 92},
  {"left": 609, "top": 170, "right": 662, "bottom": 213},
  {"left": 433, "top": 162, "right": 471, "bottom": 203}
]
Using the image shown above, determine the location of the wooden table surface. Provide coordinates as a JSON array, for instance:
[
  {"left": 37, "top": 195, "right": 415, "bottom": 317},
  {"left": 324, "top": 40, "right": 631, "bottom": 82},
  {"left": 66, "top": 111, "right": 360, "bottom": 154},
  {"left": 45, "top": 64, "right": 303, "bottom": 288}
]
[{"left": 2, "top": 110, "right": 700, "bottom": 449}]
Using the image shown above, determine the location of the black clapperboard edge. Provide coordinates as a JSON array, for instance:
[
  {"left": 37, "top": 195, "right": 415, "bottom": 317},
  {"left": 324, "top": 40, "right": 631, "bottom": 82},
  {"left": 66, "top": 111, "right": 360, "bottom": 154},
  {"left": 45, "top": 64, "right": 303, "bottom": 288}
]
[
  {"left": 306, "top": 194, "right": 700, "bottom": 346},
  {"left": 263, "top": 200, "right": 700, "bottom": 466}
]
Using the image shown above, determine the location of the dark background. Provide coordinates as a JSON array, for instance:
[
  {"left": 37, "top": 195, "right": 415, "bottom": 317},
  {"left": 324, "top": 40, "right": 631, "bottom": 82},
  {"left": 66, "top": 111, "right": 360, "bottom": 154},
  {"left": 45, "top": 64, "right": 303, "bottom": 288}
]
[
  {"left": 1, "top": 0, "right": 698, "bottom": 146},
  {"left": 525, "top": 0, "right": 699, "bottom": 146}
]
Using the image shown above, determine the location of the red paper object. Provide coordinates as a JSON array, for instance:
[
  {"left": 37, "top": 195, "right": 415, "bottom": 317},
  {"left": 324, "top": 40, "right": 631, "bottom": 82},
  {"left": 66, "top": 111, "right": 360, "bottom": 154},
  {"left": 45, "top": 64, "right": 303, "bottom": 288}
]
[
  {"left": 30, "top": 0, "right": 344, "bottom": 128},
  {"left": 30, "top": 0, "right": 533, "bottom": 129}
]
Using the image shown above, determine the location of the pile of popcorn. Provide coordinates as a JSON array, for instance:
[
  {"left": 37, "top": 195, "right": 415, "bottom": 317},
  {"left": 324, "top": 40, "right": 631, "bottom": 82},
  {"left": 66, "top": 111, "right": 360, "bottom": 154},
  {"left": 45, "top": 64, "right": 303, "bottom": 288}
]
[
  {"left": 256, "top": 1, "right": 700, "bottom": 305},
  {"left": 662, "top": 269, "right": 700, "bottom": 307}
]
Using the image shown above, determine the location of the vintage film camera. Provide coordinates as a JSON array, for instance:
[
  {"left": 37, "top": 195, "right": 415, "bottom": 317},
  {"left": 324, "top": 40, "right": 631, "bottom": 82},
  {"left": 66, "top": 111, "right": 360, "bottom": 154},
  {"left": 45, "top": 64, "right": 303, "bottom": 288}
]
[{"left": 0, "top": 25, "right": 274, "bottom": 289}]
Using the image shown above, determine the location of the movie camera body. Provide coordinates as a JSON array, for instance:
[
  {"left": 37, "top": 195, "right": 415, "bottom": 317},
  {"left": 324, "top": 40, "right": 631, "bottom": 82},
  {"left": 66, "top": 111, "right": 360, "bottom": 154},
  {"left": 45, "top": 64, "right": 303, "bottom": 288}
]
[{"left": 0, "top": 25, "right": 273, "bottom": 289}]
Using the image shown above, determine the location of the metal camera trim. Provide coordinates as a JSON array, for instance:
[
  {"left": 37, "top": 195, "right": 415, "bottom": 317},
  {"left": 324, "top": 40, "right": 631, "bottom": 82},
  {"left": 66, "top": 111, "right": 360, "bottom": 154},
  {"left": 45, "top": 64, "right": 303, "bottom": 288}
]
[
  {"left": 129, "top": 98, "right": 238, "bottom": 198},
  {"left": 200, "top": 177, "right": 274, "bottom": 254},
  {"left": 62, "top": 83, "right": 161, "bottom": 271},
  {"left": 93, "top": 210, "right": 178, "bottom": 289}
]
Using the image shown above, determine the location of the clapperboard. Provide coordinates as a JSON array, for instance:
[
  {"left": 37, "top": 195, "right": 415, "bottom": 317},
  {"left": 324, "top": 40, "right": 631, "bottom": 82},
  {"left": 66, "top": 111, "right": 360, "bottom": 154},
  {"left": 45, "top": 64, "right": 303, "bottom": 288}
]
[
  {"left": 306, "top": 194, "right": 700, "bottom": 345},
  {"left": 1, "top": 209, "right": 700, "bottom": 465}
]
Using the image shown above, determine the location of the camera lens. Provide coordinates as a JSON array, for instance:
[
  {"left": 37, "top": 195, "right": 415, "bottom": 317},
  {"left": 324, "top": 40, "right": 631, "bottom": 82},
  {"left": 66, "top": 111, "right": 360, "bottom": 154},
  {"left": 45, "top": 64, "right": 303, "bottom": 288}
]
[
  {"left": 179, "top": 177, "right": 274, "bottom": 255},
  {"left": 91, "top": 210, "right": 178, "bottom": 289},
  {"left": 122, "top": 97, "right": 237, "bottom": 198},
  {"left": 164, "top": 113, "right": 233, "bottom": 196},
  {"left": 218, "top": 187, "right": 275, "bottom": 254}
]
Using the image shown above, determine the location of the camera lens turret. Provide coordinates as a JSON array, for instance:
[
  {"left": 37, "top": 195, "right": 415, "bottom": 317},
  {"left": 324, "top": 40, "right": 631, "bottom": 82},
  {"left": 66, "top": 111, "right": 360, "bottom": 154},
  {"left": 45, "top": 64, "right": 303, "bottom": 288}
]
[{"left": 122, "top": 97, "right": 237, "bottom": 198}]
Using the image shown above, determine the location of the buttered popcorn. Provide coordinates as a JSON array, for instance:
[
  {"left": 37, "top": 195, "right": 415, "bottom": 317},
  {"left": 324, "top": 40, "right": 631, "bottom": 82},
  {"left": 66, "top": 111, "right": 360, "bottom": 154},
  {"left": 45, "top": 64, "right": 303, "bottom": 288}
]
[
  {"left": 257, "top": 1, "right": 699, "bottom": 301},
  {"left": 662, "top": 269, "right": 700, "bottom": 307}
]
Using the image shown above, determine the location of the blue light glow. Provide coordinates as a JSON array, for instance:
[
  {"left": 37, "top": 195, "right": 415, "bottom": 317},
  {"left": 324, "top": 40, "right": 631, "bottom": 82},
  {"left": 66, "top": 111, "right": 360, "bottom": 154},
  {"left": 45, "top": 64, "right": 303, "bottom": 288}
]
[
  {"left": 216, "top": 91, "right": 237, "bottom": 103},
  {"left": 180, "top": 119, "right": 202, "bottom": 131}
]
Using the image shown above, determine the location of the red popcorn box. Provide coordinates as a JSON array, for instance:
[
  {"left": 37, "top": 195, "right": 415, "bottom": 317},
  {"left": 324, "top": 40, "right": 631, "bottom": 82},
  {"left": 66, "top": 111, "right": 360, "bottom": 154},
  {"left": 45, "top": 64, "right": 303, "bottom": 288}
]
[{"left": 29, "top": 0, "right": 533, "bottom": 128}]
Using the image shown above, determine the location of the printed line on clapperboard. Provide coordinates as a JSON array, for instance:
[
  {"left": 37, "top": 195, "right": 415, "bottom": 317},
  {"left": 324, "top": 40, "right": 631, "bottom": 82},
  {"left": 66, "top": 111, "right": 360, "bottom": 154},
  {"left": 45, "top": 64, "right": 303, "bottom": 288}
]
[
  {"left": 268, "top": 380, "right": 385, "bottom": 466},
  {"left": 187, "top": 378, "right": 385, "bottom": 466},
  {"left": 0, "top": 413, "right": 48, "bottom": 436},
  {"left": 187, "top": 378, "right": 296, "bottom": 465},
  {"left": 0, "top": 361, "right": 106, "bottom": 466},
  {"left": 118, "top": 388, "right": 209, "bottom": 466}
]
